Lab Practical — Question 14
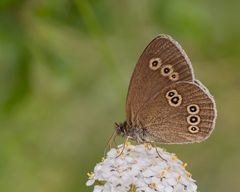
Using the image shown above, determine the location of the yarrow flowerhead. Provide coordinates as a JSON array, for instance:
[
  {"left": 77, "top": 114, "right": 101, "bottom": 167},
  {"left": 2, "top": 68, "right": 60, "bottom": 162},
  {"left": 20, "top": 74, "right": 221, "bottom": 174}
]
[{"left": 86, "top": 143, "right": 197, "bottom": 192}]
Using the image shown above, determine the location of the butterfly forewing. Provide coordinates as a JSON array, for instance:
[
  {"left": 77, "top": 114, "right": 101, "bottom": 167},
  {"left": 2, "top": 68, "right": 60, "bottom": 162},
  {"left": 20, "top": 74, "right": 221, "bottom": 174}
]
[{"left": 126, "top": 35, "right": 194, "bottom": 125}]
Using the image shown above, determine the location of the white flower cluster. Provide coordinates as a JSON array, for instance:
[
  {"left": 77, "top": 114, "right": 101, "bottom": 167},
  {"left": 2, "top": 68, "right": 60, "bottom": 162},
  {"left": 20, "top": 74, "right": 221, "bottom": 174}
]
[{"left": 86, "top": 143, "right": 197, "bottom": 192}]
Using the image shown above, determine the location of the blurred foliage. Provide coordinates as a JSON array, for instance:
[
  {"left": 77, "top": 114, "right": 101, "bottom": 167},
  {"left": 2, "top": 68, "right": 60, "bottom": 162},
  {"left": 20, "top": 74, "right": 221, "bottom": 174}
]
[{"left": 0, "top": 0, "right": 239, "bottom": 192}]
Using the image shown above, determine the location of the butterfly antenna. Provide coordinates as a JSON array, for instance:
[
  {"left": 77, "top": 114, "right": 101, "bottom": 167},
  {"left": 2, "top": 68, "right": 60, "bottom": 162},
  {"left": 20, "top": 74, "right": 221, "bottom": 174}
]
[{"left": 104, "top": 130, "right": 117, "bottom": 158}]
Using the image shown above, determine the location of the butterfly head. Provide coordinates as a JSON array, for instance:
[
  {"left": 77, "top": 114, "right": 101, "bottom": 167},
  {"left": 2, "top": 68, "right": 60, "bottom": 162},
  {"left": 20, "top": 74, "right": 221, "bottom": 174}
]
[{"left": 114, "top": 121, "right": 128, "bottom": 136}]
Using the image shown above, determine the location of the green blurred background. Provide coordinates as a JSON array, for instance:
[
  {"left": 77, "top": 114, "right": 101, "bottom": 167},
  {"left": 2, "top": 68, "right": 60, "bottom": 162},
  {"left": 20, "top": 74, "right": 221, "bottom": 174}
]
[{"left": 0, "top": 0, "right": 239, "bottom": 191}]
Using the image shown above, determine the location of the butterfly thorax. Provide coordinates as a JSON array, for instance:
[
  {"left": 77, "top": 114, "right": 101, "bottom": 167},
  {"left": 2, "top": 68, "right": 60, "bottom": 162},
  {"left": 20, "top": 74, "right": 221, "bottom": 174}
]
[{"left": 114, "top": 122, "right": 152, "bottom": 143}]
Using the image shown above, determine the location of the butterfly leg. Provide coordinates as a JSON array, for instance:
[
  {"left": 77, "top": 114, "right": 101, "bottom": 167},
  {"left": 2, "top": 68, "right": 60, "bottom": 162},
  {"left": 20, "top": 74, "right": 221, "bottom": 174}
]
[
  {"left": 151, "top": 142, "right": 167, "bottom": 161},
  {"left": 116, "top": 136, "right": 130, "bottom": 158},
  {"left": 113, "top": 136, "right": 117, "bottom": 146}
]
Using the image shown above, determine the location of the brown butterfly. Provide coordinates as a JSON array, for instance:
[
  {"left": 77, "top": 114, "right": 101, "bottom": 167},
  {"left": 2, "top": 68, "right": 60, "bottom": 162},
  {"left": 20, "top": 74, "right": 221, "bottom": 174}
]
[{"left": 115, "top": 34, "right": 217, "bottom": 144}]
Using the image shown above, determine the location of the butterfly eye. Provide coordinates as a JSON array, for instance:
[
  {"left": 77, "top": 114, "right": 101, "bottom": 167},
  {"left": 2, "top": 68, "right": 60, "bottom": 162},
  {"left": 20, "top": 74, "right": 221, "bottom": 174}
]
[
  {"left": 169, "top": 72, "right": 179, "bottom": 81},
  {"left": 149, "top": 58, "right": 162, "bottom": 70},
  {"left": 168, "top": 94, "right": 182, "bottom": 107},
  {"left": 187, "top": 115, "right": 201, "bottom": 125},
  {"left": 188, "top": 126, "right": 200, "bottom": 133},
  {"left": 187, "top": 104, "right": 200, "bottom": 114},
  {"left": 161, "top": 65, "right": 173, "bottom": 76},
  {"left": 166, "top": 89, "right": 177, "bottom": 99}
]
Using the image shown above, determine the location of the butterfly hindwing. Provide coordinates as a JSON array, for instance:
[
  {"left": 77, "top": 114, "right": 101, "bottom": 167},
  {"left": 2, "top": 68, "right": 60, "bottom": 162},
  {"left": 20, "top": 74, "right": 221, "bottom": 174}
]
[{"left": 135, "top": 82, "right": 216, "bottom": 143}]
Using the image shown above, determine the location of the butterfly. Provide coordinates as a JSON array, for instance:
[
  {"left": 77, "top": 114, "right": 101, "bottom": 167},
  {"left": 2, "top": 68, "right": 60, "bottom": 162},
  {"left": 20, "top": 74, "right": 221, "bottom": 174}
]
[{"left": 115, "top": 34, "right": 217, "bottom": 144}]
